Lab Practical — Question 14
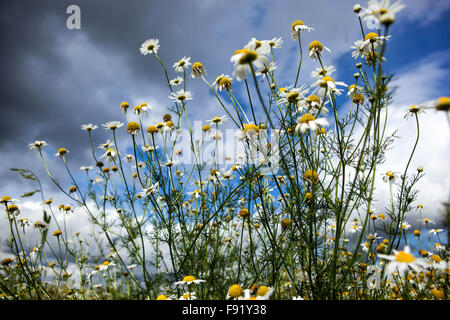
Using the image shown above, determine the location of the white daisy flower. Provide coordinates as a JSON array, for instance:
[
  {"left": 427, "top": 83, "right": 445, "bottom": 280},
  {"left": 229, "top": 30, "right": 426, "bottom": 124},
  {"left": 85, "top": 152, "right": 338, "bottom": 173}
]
[
  {"left": 207, "top": 115, "right": 228, "bottom": 125},
  {"left": 169, "top": 76, "right": 184, "bottom": 86},
  {"left": 291, "top": 20, "right": 314, "bottom": 39},
  {"left": 295, "top": 113, "right": 329, "bottom": 133},
  {"left": 308, "top": 40, "right": 331, "bottom": 61},
  {"left": 310, "top": 65, "right": 336, "bottom": 81},
  {"left": 191, "top": 62, "right": 206, "bottom": 78},
  {"left": 100, "top": 148, "right": 118, "bottom": 161},
  {"left": 212, "top": 74, "right": 233, "bottom": 91},
  {"left": 230, "top": 39, "right": 270, "bottom": 81},
  {"left": 265, "top": 37, "right": 283, "bottom": 49},
  {"left": 137, "top": 183, "right": 159, "bottom": 198},
  {"left": 80, "top": 166, "right": 93, "bottom": 171},
  {"left": 172, "top": 56, "right": 192, "bottom": 73},
  {"left": 360, "top": 0, "right": 405, "bottom": 25},
  {"left": 139, "top": 38, "right": 160, "bottom": 55},
  {"left": 169, "top": 89, "right": 193, "bottom": 104},
  {"left": 28, "top": 140, "right": 47, "bottom": 151},
  {"left": 81, "top": 124, "right": 98, "bottom": 132},
  {"left": 378, "top": 245, "right": 427, "bottom": 276},
  {"left": 312, "top": 76, "right": 347, "bottom": 97},
  {"left": 173, "top": 275, "right": 206, "bottom": 287},
  {"left": 429, "top": 229, "right": 444, "bottom": 236},
  {"left": 418, "top": 96, "right": 450, "bottom": 113},
  {"left": 102, "top": 121, "right": 124, "bottom": 131},
  {"left": 98, "top": 139, "right": 114, "bottom": 150}
]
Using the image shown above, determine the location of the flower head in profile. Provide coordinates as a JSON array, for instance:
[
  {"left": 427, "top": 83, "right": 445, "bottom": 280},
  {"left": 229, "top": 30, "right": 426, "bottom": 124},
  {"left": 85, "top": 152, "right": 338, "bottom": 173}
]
[
  {"left": 213, "top": 74, "right": 233, "bottom": 91},
  {"left": 100, "top": 148, "right": 118, "bottom": 161},
  {"left": 378, "top": 245, "right": 427, "bottom": 276},
  {"left": 291, "top": 20, "right": 314, "bottom": 39},
  {"left": 81, "top": 124, "right": 98, "bottom": 132},
  {"left": 55, "top": 147, "right": 69, "bottom": 158},
  {"left": 173, "top": 275, "right": 206, "bottom": 287},
  {"left": 29, "top": 140, "right": 47, "bottom": 151},
  {"left": 418, "top": 97, "right": 450, "bottom": 113},
  {"left": 313, "top": 76, "right": 348, "bottom": 96},
  {"left": 169, "top": 89, "right": 193, "bottom": 104},
  {"left": 173, "top": 56, "right": 192, "bottom": 73},
  {"left": 308, "top": 40, "right": 331, "bottom": 61},
  {"left": 140, "top": 38, "right": 160, "bottom": 55},
  {"left": 102, "top": 121, "right": 124, "bottom": 131},
  {"left": 359, "top": 32, "right": 391, "bottom": 53},
  {"left": 360, "top": 0, "right": 405, "bottom": 25},
  {"left": 230, "top": 39, "right": 270, "bottom": 81},
  {"left": 208, "top": 115, "right": 228, "bottom": 126},
  {"left": 191, "top": 62, "right": 206, "bottom": 78},
  {"left": 296, "top": 113, "right": 329, "bottom": 133}
]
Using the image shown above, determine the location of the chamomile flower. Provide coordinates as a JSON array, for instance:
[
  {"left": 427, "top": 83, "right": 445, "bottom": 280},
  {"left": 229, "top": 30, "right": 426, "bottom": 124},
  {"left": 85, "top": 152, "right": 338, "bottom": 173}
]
[
  {"left": 298, "top": 94, "right": 328, "bottom": 114},
  {"left": 230, "top": 39, "right": 270, "bottom": 81},
  {"left": 266, "top": 37, "right": 283, "bottom": 49},
  {"left": 28, "top": 140, "right": 48, "bottom": 151},
  {"left": 137, "top": 183, "right": 159, "bottom": 198},
  {"left": 313, "top": 76, "right": 347, "bottom": 96},
  {"left": 80, "top": 166, "right": 93, "bottom": 171},
  {"left": 418, "top": 97, "right": 450, "bottom": 113},
  {"left": 207, "top": 115, "right": 228, "bottom": 125},
  {"left": 55, "top": 148, "right": 69, "bottom": 157},
  {"left": 382, "top": 170, "right": 398, "bottom": 182},
  {"left": 429, "top": 229, "right": 443, "bottom": 236},
  {"left": 378, "top": 246, "right": 427, "bottom": 276},
  {"left": 102, "top": 121, "right": 124, "bottom": 131},
  {"left": 191, "top": 62, "right": 206, "bottom": 78},
  {"left": 169, "top": 76, "right": 184, "bottom": 86},
  {"left": 172, "top": 56, "right": 192, "bottom": 73},
  {"left": 169, "top": 89, "right": 193, "bottom": 104},
  {"left": 213, "top": 74, "right": 233, "bottom": 91},
  {"left": 173, "top": 275, "right": 206, "bottom": 287},
  {"left": 308, "top": 40, "right": 331, "bottom": 61},
  {"left": 359, "top": 32, "right": 391, "bottom": 53},
  {"left": 360, "top": 0, "right": 405, "bottom": 24},
  {"left": 139, "top": 38, "right": 160, "bottom": 55},
  {"left": 295, "top": 113, "right": 329, "bottom": 133},
  {"left": 81, "top": 124, "right": 98, "bottom": 132},
  {"left": 310, "top": 65, "right": 336, "bottom": 80},
  {"left": 291, "top": 20, "right": 314, "bottom": 39},
  {"left": 255, "top": 61, "right": 277, "bottom": 76},
  {"left": 255, "top": 286, "right": 274, "bottom": 300},
  {"left": 99, "top": 148, "right": 118, "bottom": 161},
  {"left": 179, "top": 292, "right": 197, "bottom": 300},
  {"left": 98, "top": 139, "right": 114, "bottom": 150}
]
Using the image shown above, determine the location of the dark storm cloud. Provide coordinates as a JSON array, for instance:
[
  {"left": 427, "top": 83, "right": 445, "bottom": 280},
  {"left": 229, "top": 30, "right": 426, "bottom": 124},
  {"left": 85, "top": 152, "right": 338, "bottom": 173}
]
[{"left": 0, "top": 0, "right": 375, "bottom": 196}]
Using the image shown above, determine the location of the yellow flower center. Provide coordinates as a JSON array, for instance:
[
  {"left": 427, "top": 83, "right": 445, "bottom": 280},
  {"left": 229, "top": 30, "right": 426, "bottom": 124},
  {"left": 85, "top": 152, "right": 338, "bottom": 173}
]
[
  {"left": 319, "top": 76, "right": 334, "bottom": 87},
  {"left": 409, "top": 105, "right": 420, "bottom": 113},
  {"left": 309, "top": 40, "right": 323, "bottom": 52},
  {"left": 365, "top": 32, "right": 379, "bottom": 41},
  {"left": 431, "top": 255, "right": 442, "bottom": 262},
  {"left": 182, "top": 275, "right": 196, "bottom": 282},
  {"left": 126, "top": 121, "right": 140, "bottom": 133},
  {"left": 287, "top": 92, "right": 300, "bottom": 104},
  {"left": 238, "top": 49, "right": 258, "bottom": 64},
  {"left": 436, "top": 97, "right": 450, "bottom": 111},
  {"left": 243, "top": 123, "right": 260, "bottom": 133},
  {"left": 307, "top": 94, "right": 320, "bottom": 103},
  {"left": 192, "top": 62, "right": 204, "bottom": 71},
  {"left": 299, "top": 113, "right": 316, "bottom": 123},
  {"left": 229, "top": 284, "right": 243, "bottom": 298},
  {"left": 395, "top": 251, "right": 415, "bottom": 263},
  {"left": 291, "top": 20, "right": 305, "bottom": 30},
  {"left": 156, "top": 295, "right": 167, "bottom": 300},
  {"left": 257, "top": 286, "right": 270, "bottom": 296}
]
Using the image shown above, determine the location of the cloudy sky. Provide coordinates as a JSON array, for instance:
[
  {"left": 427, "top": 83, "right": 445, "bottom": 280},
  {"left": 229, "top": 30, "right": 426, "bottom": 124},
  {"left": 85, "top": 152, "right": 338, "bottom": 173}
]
[{"left": 0, "top": 0, "right": 449, "bottom": 244}]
